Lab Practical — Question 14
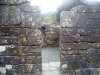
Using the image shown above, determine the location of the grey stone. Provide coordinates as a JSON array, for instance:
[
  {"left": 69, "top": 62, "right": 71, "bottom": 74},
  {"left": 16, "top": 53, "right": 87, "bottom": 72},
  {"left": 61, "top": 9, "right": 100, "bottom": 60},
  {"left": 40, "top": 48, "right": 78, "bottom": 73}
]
[
  {"left": 77, "top": 5, "right": 100, "bottom": 13},
  {"left": 86, "top": 13, "right": 100, "bottom": 19},
  {"left": 61, "top": 50, "right": 83, "bottom": 55},
  {"left": 60, "top": 11, "right": 85, "bottom": 28},
  {"left": 61, "top": 61, "right": 87, "bottom": 70},
  {"left": 60, "top": 36, "right": 81, "bottom": 43},
  {"left": 0, "top": 46, "right": 41, "bottom": 56},
  {"left": 0, "top": 6, "right": 21, "bottom": 26},
  {"left": 61, "top": 70, "right": 75, "bottom": 75},
  {"left": 76, "top": 68, "right": 100, "bottom": 75},
  {"left": 0, "top": 0, "right": 30, "bottom": 4},
  {"left": 21, "top": 13, "right": 41, "bottom": 28},
  {"left": 61, "top": 28, "right": 77, "bottom": 36},
  {"left": 78, "top": 29, "right": 97, "bottom": 36},
  {"left": 61, "top": 43, "right": 90, "bottom": 50},
  {"left": 85, "top": 19, "right": 100, "bottom": 28},
  {"left": 61, "top": 54, "right": 83, "bottom": 61},
  {"left": 21, "top": 3, "right": 41, "bottom": 13},
  {"left": 1, "top": 56, "right": 41, "bottom": 64}
]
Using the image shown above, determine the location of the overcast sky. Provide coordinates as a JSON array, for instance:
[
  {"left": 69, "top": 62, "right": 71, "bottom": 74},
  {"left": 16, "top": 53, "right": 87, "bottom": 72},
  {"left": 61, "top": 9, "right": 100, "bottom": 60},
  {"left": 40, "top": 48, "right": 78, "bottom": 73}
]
[
  {"left": 30, "top": 0, "right": 100, "bottom": 13},
  {"left": 30, "top": 0, "right": 62, "bottom": 13}
]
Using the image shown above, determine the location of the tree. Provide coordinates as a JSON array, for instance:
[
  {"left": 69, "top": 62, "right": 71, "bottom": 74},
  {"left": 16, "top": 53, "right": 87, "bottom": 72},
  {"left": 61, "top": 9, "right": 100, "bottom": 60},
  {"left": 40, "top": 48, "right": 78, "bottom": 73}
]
[{"left": 43, "top": 16, "right": 58, "bottom": 25}]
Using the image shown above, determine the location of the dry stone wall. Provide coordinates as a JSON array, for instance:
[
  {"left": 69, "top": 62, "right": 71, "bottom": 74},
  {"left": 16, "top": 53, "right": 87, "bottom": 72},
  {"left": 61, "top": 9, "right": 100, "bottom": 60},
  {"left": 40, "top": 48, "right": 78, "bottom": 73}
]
[
  {"left": 60, "top": 4, "right": 100, "bottom": 75},
  {"left": 0, "top": 0, "right": 42, "bottom": 75},
  {"left": 40, "top": 23, "right": 59, "bottom": 47}
]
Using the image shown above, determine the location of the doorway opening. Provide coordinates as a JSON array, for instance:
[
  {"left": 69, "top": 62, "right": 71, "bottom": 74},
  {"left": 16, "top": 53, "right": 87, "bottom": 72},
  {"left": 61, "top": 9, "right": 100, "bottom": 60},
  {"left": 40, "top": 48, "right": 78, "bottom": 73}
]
[{"left": 42, "top": 47, "right": 60, "bottom": 75}]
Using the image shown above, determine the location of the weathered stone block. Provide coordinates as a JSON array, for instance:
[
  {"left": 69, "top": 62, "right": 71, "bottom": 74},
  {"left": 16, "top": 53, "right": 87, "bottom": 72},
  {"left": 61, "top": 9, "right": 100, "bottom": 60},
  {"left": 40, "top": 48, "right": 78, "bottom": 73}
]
[
  {"left": 0, "top": 64, "right": 42, "bottom": 75},
  {"left": 89, "top": 43, "right": 100, "bottom": 49},
  {"left": 61, "top": 50, "right": 83, "bottom": 55},
  {"left": 0, "top": 46, "right": 41, "bottom": 56},
  {"left": 83, "top": 53, "right": 100, "bottom": 61},
  {"left": 61, "top": 70, "right": 75, "bottom": 75},
  {"left": 0, "top": 0, "right": 30, "bottom": 4},
  {"left": 61, "top": 34, "right": 82, "bottom": 43},
  {"left": 14, "top": 64, "right": 42, "bottom": 75},
  {"left": 60, "top": 11, "right": 85, "bottom": 28},
  {"left": 77, "top": 49, "right": 100, "bottom": 61},
  {"left": 0, "top": 36, "right": 17, "bottom": 45},
  {"left": 86, "top": 13, "right": 100, "bottom": 19},
  {"left": 21, "top": 13, "right": 41, "bottom": 28},
  {"left": 0, "top": 27, "right": 20, "bottom": 36},
  {"left": 61, "top": 28, "right": 77, "bottom": 36},
  {"left": 87, "top": 61, "right": 100, "bottom": 68},
  {"left": 21, "top": 3, "right": 41, "bottom": 13},
  {"left": 81, "top": 35, "right": 100, "bottom": 43},
  {"left": 61, "top": 61, "right": 87, "bottom": 70},
  {"left": 61, "top": 54, "right": 83, "bottom": 61},
  {"left": 17, "top": 36, "right": 42, "bottom": 46},
  {"left": 78, "top": 28, "right": 97, "bottom": 36},
  {"left": 61, "top": 43, "right": 90, "bottom": 50},
  {"left": 76, "top": 68, "right": 100, "bottom": 75},
  {"left": 0, "top": 6, "right": 21, "bottom": 26},
  {"left": 85, "top": 19, "right": 100, "bottom": 28},
  {"left": 1, "top": 56, "right": 41, "bottom": 64}
]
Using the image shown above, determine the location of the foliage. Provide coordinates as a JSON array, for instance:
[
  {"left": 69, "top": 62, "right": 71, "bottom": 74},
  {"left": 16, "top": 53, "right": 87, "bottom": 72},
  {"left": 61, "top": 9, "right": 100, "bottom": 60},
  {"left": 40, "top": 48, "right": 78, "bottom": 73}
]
[
  {"left": 43, "top": 16, "right": 58, "bottom": 25},
  {"left": 7, "top": 0, "right": 14, "bottom": 6}
]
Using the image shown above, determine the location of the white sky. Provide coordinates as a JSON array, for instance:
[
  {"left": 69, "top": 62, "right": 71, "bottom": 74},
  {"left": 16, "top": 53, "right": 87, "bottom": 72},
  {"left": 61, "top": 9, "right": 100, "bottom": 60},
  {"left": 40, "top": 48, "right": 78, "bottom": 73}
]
[
  {"left": 30, "top": 0, "right": 100, "bottom": 13},
  {"left": 30, "top": 0, "right": 62, "bottom": 13}
]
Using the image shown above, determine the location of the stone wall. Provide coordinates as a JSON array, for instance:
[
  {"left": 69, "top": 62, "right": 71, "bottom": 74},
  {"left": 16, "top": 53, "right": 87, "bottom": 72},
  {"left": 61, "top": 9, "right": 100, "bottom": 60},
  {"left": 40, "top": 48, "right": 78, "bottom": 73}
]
[
  {"left": 60, "top": 4, "right": 100, "bottom": 75},
  {"left": 0, "top": 0, "right": 42, "bottom": 75},
  {"left": 40, "top": 23, "right": 59, "bottom": 47}
]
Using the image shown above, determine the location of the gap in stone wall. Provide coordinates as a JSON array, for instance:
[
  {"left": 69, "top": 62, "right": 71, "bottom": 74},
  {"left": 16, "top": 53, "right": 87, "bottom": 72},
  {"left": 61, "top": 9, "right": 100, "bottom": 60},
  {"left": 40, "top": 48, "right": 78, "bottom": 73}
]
[{"left": 42, "top": 47, "right": 60, "bottom": 75}]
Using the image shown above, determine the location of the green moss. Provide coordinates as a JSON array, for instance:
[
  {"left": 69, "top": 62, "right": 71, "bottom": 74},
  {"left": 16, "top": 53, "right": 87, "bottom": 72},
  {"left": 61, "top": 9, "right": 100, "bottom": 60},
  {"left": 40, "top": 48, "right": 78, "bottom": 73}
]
[{"left": 7, "top": 0, "right": 14, "bottom": 6}]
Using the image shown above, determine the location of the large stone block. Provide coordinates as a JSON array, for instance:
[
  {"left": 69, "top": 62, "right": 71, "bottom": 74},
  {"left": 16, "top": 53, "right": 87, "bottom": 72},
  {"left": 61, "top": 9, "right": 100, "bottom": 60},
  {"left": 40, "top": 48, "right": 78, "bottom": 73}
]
[
  {"left": 76, "top": 68, "right": 100, "bottom": 75},
  {"left": 61, "top": 36, "right": 81, "bottom": 43},
  {"left": 85, "top": 19, "right": 100, "bottom": 28},
  {"left": 14, "top": 64, "right": 42, "bottom": 75},
  {"left": 61, "top": 70, "right": 75, "bottom": 75},
  {"left": 0, "top": 46, "right": 41, "bottom": 56},
  {"left": 89, "top": 43, "right": 100, "bottom": 49},
  {"left": 60, "top": 11, "right": 85, "bottom": 28},
  {"left": 86, "top": 13, "right": 100, "bottom": 19},
  {"left": 61, "top": 50, "right": 83, "bottom": 55},
  {"left": 0, "top": 64, "right": 42, "bottom": 75},
  {"left": 61, "top": 61, "right": 87, "bottom": 70},
  {"left": 21, "top": 13, "right": 41, "bottom": 28},
  {"left": 78, "top": 28, "right": 97, "bottom": 36},
  {"left": 81, "top": 35, "right": 100, "bottom": 43},
  {"left": 0, "top": 56, "right": 41, "bottom": 64},
  {"left": 21, "top": 3, "right": 41, "bottom": 13},
  {"left": 61, "top": 28, "right": 77, "bottom": 36},
  {"left": 0, "top": 27, "right": 20, "bottom": 36},
  {"left": 61, "top": 54, "right": 83, "bottom": 61},
  {"left": 61, "top": 43, "right": 90, "bottom": 50},
  {"left": 87, "top": 61, "right": 100, "bottom": 68},
  {"left": 83, "top": 53, "right": 100, "bottom": 61},
  {"left": 0, "top": 6, "right": 21, "bottom": 26},
  {"left": 0, "top": 36, "right": 17, "bottom": 45},
  {"left": 0, "top": 0, "right": 30, "bottom": 4}
]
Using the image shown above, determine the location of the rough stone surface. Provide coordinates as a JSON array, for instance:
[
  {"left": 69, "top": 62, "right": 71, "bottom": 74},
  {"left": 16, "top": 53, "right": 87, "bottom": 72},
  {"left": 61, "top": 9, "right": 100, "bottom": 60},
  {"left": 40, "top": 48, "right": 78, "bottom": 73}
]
[
  {"left": 0, "top": 0, "right": 30, "bottom": 4},
  {"left": 60, "top": 3, "right": 100, "bottom": 75},
  {"left": 0, "top": 6, "right": 21, "bottom": 26},
  {"left": 0, "top": 1, "right": 42, "bottom": 75},
  {"left": 40, "top": 23, "right": 59, "bottom": 47}
]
